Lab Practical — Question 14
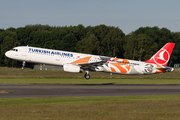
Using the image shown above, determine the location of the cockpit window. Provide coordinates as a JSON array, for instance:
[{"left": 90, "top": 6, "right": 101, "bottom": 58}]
[{"left": 12, "top": 49, "right": 18, "bottom": 52}]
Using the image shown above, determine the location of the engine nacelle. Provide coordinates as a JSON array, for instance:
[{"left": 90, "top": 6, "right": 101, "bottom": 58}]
[{"left": 63, "top": 64, "right": 81, "bottom": 73}]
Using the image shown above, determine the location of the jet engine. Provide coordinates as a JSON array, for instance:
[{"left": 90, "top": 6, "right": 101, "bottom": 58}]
[{"left": 63, "top": 64, "right": 81, "bottom": 73}]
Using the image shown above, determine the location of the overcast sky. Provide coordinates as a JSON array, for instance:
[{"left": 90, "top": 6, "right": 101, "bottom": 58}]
[{"left": 1, "top": 0, "right": 180, "bottom": 34}]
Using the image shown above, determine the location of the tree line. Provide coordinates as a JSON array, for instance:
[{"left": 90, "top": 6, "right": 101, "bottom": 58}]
[{"left": 0, "top": 24, "right": 179, "bottom": 67}]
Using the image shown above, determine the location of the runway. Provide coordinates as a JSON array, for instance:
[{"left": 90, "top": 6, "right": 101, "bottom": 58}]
[{"left": 0, "top": 84, "right": 180, "bottom": 98}]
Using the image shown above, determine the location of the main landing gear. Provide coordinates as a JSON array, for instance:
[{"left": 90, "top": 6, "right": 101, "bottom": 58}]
[
  {"left": 21, "top": 61, "right": 26, "bottom": 70},
  {"left": 84, "top": 71, "right": 90, "bottom": 80}
]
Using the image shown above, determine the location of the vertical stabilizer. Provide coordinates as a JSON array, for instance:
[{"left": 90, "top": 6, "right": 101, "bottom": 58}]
[{"left": 144, "top": 42, "right": 175, "bottom": 66}]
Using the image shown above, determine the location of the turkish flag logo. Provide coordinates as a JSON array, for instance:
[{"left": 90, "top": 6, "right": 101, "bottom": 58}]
[{"left": 153, "top": 49, "right": 170, "bottom": 65}]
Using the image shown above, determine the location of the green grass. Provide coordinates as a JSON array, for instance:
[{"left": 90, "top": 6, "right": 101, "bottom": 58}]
[
  {"left": 0, "top": 90, "right": 13, "bottom": 93},
  {"left": 1, "top": 67, "right": 180, "bottom": 119},
  {"left": 0, "top": 95, "right": 180, "bottom": 120},
  {"left": 0, "top": 67, "right": 180, "bottom": 79},
  {"left": 0, "top": 67, "right": 180, "bottom": 84}
]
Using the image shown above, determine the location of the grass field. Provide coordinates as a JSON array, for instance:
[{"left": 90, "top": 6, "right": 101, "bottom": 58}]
[
  {"left": 0, "top": 67, "right": 180, "bottom": 79},
  {"left": 0, "top": 67, "right": 180, "bottom": 84},
  {"left": 1, "top": 67, "right": 180, "bottom": 119},
  {"left": 0, "top": 95, "right": 180, "bottom": 120}
]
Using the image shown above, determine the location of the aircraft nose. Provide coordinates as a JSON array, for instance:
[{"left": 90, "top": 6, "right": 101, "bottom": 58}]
[{"left": 5, "top": 51, "right": 10, "bottom": 57}]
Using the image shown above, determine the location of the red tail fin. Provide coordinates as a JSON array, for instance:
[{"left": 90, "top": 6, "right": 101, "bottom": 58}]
[{"left": 144, "top": 42, "right": 175, "bottom": 66}]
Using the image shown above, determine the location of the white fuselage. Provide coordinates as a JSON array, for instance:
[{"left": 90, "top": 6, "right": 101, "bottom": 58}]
[{"left": 5, "top": 46, "right": 169, "bottom": 75}]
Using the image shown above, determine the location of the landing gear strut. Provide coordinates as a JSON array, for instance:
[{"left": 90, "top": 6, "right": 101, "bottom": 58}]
[
  {"left": 21, "top": 61, "right": 25, "bottom": 70},
  {"left": 84, "top": 71, "right": 90, "bottom": 80}
]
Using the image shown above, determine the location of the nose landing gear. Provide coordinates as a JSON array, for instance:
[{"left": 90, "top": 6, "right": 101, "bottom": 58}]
[{"left": 21, "top": 61, "right": 25, "bottom": 70}]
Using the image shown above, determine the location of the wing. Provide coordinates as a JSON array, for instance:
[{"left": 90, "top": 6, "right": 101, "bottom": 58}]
[{"left": 71, "top": 56, "right": 111, "bottom": 71}]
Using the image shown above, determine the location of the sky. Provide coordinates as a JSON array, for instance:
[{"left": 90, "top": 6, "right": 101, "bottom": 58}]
[{"left": 1, "top": 0, "right": 180, "bottom": 35}]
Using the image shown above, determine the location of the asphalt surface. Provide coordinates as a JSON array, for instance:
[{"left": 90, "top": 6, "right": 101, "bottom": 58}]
[{"left": 0, "top": 84, "right": 180, "bottom": 98}]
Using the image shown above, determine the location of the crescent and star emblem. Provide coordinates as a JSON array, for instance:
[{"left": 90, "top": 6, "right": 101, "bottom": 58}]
[{"left": 153, "top": 49, "right": 170, "bottom": 65}]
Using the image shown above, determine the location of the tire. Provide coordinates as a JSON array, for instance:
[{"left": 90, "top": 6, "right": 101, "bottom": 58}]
[{"left": 84, "top": 73, "right": 90, "bottom": 80}]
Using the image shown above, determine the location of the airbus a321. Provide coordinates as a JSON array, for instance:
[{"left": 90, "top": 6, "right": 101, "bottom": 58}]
[{"left": 5, "top": 42, "right": 175, "bottom": 79}]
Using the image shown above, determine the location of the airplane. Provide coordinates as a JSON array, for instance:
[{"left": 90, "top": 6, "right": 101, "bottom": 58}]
[{"left": 5, "top": 42, "right": 175, "bottom": 79}]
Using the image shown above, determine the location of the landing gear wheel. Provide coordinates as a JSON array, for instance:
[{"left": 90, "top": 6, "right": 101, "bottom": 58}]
[
  {"left": 21, "top": 61, "right": 26, "bottom": 70},
  {"left": 84, "top": 73, "right": 90, "bottom": 80},
  {"left": 21, "top": 67, "right": 24, "bottom": 70}
]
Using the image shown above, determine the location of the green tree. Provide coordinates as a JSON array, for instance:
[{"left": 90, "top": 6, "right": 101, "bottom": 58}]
[
  {"left": 101, "top": 27, "right": 125, "bottom": 57},
  {"left": 136, "top": 34, "right": 158, "bottom": 61},
  {"left": 0, "top": 24, "right": 178, "bottom": 67},
  {"left": 1, "top": 32, "right": 20, "bottom": 67},
  {"left": 124, "top": 33, "right": 157, "bottom": 61},
  {"left": 76, "top": 34, "right": 101, "bottom": 55},
  {"left": 170, "top": 32, "right": 180, "bottom": 66},
  {"left": 123, "top": 33, "right": 138, "bottom": 60}
]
